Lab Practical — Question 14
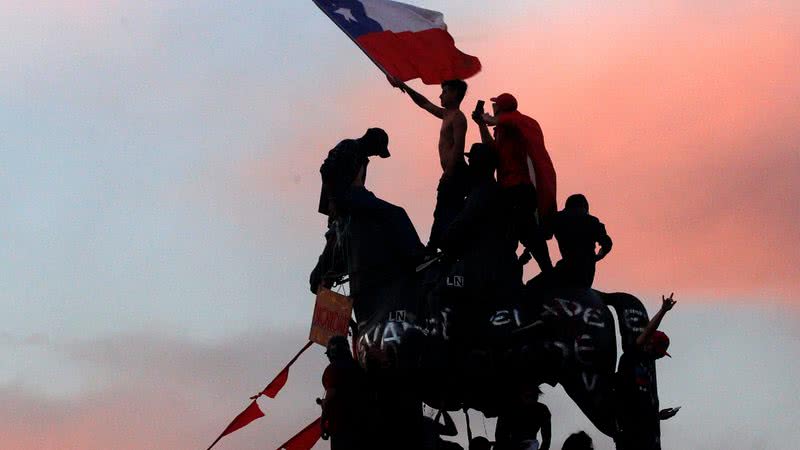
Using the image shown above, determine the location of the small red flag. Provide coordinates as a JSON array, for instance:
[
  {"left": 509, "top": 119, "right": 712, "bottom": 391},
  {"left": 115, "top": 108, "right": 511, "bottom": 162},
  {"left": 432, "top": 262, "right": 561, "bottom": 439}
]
[
  {"left": 256, "top": 341, "right": 314, "bottom": 399},
  {"left": 276, "top": 417, "right": 323, "bottom": 450},
  {"left": 207, "top": 400, "right": 265, "bottom": 450},
  {"left": 262, "top": 367, "right": 289, "bottom": 398}
]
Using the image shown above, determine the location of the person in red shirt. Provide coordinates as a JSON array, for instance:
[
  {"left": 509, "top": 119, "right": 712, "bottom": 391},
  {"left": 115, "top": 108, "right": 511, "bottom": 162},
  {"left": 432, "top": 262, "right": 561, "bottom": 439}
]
[{"left": 472, "top": 93, "right": 557, "bottom": 274}]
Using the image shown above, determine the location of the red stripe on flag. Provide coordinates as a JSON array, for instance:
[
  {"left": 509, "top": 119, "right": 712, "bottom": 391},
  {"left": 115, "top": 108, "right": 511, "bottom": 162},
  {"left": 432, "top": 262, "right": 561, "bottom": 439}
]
[
  {"left": 207, "top": 400, "right": 265, "bottom": 450},
  {"left": 276, "top": 417, "right": 323, "bottom": 450},
  {"left": 357, "top": 28, "right": 481, "bottom": 85}
]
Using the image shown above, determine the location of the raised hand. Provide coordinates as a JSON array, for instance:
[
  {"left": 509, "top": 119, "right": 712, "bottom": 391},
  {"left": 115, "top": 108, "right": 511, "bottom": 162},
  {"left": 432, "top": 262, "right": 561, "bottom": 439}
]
[
  {"left": 661, "top": 293, "right": 677, "bottom": 311},
  {"left": 386, "top": 74, "right": 406, "bottom": 93}
]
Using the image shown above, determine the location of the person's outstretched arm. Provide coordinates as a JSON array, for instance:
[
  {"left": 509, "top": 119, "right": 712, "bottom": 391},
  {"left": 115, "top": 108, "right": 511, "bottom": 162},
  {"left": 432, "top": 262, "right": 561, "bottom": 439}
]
[
  {"left": 388, "top": 76, "right": 445, "bottom": 118},
  {"left": 471, "top": 113, "right": 495, "bottom": 147},
  {"left": 636, "top": 294, "right": 677, "bottom": 348}
]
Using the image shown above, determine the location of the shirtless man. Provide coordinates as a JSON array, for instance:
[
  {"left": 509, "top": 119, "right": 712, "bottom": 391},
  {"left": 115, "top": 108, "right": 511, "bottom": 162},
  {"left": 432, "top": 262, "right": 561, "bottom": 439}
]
[{"left": 389, "top": 76, "right": 469, "bottom": 251}]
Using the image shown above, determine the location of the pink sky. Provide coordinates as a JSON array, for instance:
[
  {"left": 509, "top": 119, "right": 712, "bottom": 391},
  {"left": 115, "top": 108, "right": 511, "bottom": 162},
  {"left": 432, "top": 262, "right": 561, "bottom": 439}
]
[
  {"left": 241, "top": 1, "right": 800, "bottom": 301},
  {"left": 3, "top": 2, "right": 800, "bottom": 449}
]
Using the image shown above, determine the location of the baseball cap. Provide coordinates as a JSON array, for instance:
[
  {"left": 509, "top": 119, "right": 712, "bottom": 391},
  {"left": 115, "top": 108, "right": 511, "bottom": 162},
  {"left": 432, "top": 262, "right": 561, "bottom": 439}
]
[
  {"left": 490, "top": 93, "right": 518, "bottom": 113},
  {"left": 361, "top": 127, "right": 390, "bottom": 158}
]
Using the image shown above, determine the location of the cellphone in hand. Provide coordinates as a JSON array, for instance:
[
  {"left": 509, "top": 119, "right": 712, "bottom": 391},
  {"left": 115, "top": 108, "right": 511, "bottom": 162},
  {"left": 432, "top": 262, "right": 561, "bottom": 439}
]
[{"left": 474, "top": 100, "right": 485, "bottom": 115}]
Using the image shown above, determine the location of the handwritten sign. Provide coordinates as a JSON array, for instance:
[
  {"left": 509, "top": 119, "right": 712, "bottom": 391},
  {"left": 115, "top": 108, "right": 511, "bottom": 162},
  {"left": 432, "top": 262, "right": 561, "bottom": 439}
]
[{"left": 310, "top": 288, "right": 353, "bottom": 346}]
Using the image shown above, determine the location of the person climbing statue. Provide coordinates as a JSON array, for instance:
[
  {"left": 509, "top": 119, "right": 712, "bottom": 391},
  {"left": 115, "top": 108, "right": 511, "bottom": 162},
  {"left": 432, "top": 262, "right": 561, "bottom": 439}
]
[
  {"left": 614, "top": 294, "right": 677, "bottom": 450},
  {"left": 318, "top": 127, "right": 390, "bottom": 220},
  {"left": 389, "top": 76, "right": 469, "bottom": 252},
  {"left": 310, "top": 128, "right": 424, "bottom": 297},
  {"left": 320, "top": 335, "right": 370, "bottom": 450},
  {"left": 439, "top": 143, "right": 520, "bottom": 322},
  {"left": 471, "top": 93, "right": 556, "bottom": 275},
  {"left": 532, "top": 193, "right": 612, "bottom": 289},
  {"left": 494, "top": 385, "right": 552, "bottom": 450}
]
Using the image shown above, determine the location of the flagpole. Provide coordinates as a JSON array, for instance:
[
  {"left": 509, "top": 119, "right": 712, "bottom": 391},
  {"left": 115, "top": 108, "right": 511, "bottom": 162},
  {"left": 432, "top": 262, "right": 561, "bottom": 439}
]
[{"left": 310, "top": 0, "right": 390, "bottom": 76}]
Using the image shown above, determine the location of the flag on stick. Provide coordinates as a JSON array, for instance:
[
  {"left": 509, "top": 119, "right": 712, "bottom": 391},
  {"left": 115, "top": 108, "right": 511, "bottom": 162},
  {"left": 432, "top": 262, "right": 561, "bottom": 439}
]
[
  {"left": 207, "top": 400, "right": 265, "bottom": 450},
  {"left": 277, "top": 417, "right": 324, "bottom": 450},
  {"left": 313, "top": 0, "right": 481, "bottom": 84},
  {"left": 256, "top": 341, "right": 314, "bottom": 399}
]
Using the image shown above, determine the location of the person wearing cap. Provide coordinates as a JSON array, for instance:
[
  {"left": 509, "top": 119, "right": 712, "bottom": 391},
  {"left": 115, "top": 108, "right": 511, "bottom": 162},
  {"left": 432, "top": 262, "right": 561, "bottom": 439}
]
[
  {"left": 321, "top": 335, "right": 370, "bottom": 450},
  {"left": 440, "top": 143, "right": 520, "bottom": 318},
  {"left": 614, "top": 294, "right": 677, "bottom": 450},
  {"left": 471, "top": 93, "right": 557, "bottom": 275},
  {"left": 310, "top": 128, "right": 424, "bottom": 296},
  {"left": 388, "top": 76, "right": 470, "bottom": 252},
  {"left": 318, "top": 127, "right": 391, "bottom": 220}
]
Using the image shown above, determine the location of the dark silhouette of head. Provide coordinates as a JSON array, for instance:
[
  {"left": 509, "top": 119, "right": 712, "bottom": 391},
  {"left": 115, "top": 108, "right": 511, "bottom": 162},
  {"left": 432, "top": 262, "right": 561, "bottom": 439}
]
[
  {"left": 565, "top": 194, "right": 589, "bottom": 212},
  {"left": 645, "top": 330, "right": 671, "bottom": 359},
  {"left": 440, "top": 79, "right": 468, "bottom": 108},
  {"left": 358, "top": 127, "right": 390, "bottom": 159},
  {"left": 325, "top": 335, "right": 351, "bottom": 362},
  {"left": 562, "top": 431, "right": 593, "bottom": 450},
  {"left": 490, "top": 92, "right": 518, "bottom": 115},
  {"left": 469, "top": 436, "right": 491, "bottom": 450},
  {"left": 466, "top": 143, "right": 497, "bottom": 183}
]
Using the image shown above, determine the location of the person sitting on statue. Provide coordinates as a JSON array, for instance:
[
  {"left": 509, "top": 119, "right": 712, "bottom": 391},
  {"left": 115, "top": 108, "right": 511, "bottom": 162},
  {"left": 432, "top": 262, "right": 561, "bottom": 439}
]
[
  {"left": 388, "top": 77, "right": 469, "bottom": 253},
  {"left": 438, "top": 143, "right": 520, "bottom": 319},
  {"left": 532, "top": 193, "right": 612, "bottom": 290},
  {"left": 472, "top": 93, "right": 556, "bottom": 275},
  {"left": 310, "top": 128, "right": 424, "bottom": 296},
  {"left": 614, "top": 294, "right": 677, "bottom": 450},
  {"left": 321, "top": 335, "right": 370, "bottom": 450},
  {"left": 494, "top": 385, "right": 552, "bottom": 450}
]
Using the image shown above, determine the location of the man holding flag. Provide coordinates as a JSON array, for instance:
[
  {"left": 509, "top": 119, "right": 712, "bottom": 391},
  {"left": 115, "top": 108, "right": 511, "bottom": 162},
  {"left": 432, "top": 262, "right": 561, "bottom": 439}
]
[{"left": 389, "top": 76, "right": 469, "bottom": 252}]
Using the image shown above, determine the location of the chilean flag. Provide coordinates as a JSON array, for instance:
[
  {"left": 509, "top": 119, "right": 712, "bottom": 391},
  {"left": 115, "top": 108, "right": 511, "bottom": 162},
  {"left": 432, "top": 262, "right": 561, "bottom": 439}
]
[{"left": 313, "top": 0, "right": 481, "bottom": 84}]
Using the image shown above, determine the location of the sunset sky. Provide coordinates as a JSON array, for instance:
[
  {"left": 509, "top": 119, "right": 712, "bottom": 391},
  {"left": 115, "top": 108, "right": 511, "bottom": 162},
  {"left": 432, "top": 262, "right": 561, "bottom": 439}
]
[{"left": 2, "top": 1, "right": 799, "bottom": 449}]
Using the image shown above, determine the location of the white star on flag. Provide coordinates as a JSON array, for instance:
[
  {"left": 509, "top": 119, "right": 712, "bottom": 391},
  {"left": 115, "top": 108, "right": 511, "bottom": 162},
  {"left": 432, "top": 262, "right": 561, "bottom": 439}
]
[{"left": 334, "top": 7, "right": 357, "bottom": 23}]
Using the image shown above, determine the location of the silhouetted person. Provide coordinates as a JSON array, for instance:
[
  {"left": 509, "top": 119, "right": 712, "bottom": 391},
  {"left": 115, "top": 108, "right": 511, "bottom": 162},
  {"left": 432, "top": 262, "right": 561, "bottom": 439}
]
[
  {"left": 469, "top": 436, "right": 493, "bottom": 450},
  {"left": 318, "top": 127, "right": 390, "bottom": 220},
  {"left": 495, "top": 386, "right": 551, "bottom": 450},
  {"left": 472, "top": 93, "right": 555, "bottom": 274},
  {"left": 614, "top": 294, "right": 677, "bottom": 450},
  {"left": 561, "top": 431, "right": 593, "bottom": 450},
  {"left": 310, "top": 129, "right": 423, "bottom": 296},
  {"left": 542, "top": 194, "right": 612, "bottom": 289},
  {"left": 321, "top": 336, "right": 369, "bottom": 450},
  {"left": 441, "top": 143, "right": 521, "bottom": 310},
  {"left": 390, "top": 77, "right": 469, "bottom": 251},
  {"left": 422, "top": 409, "right": 463, "bottom": 450}
]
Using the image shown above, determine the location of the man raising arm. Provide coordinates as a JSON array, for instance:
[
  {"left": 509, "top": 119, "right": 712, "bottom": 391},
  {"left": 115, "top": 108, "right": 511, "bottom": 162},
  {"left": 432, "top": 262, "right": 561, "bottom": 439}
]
[{"left": 390, "top": 76, "right": 469, "bottom": 251}]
